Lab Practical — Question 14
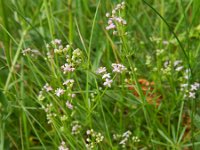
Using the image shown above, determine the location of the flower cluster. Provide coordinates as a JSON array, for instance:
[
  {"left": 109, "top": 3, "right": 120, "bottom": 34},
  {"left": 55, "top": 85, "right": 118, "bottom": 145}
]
[
  {"left": 145, "top": 55, "right": 152, "bottom": 67},
  {"left": 61, "top": 49, "right": 83, "bottom": 74},
  {"left": 42, "top": 103, "right": 57, "bottom": 124},
  {"left": 105, "top": 1, "right": 126, "bottom": 35},
  {"left": 51, "top": 39, "right": 62, "bottom": 45},
  {"left": 60, "top": 115, "right": 68, "bottom": 121},
  {"left": 132, "top": 136, "right": 140, "bottom": 142},
  {"left": 63, "top": 79, "right": 74, "bottom": 89},
  {"left": 173, "top": 60, "right": 184, "bottom": 72},
  {"left": 43, "top": 83, "right": 53, "bottom": 92},
  {"left": 88, "top": 92, "right": 97, "bottom": 102},
  {"left": 63, "top": 78, "right": 76, "bottom": 109},
  {"left": 96, "top": 67, "right": 107, "bottom": 74},
  {"left": 113, "top": 130, "right": 140, "bottom": 148},
  {"left": 161, "top": 60, "right": 172, "bottom": 75},
  {"left": 112, "top": 63, "right": 127, "bottom": 73},
  {"left": 38, "top": 83, "right": 53, "bottom": 101},
  {"left": 58, "top": 141, "right": 69, "bottom": 150},
  {"left": 61, "top": 63, "right": 75, "bottom": 74},
  {"left": 162, "top": 59, "right": 184, "bottom": 75},
  {"left": 183, "top": 69, "right": 191, "bottom": 80},
  {"left": 71, "top": 48, "right": 83, "bottom": 65},
  {"left": 85, "top": 129, "right": 104, "bottom": 149},
  {"left": 46, "top": 39, "right": 70, "bottom": 54},
  {"left": 119, "top": 130, "right": 132, "bottom": 148},
  {"left": 55, "top": 88, "right": 65, "bottom": 97},
  {"left": 96, "top": 63, "right": 127, "bottom": 88},
  {"left": 71, "top": 121, "right": 81, "bottom": 135},
  {"left": 22, "top": 48, "right": 40, "bottom": 57},
  {"left": 181, "top": 82, "right": 200, "bottom": 99},
  {"left": 96, "top": 66, "right": 113, "bottom": 88},
  {"left": 156, "top": 49, "right": 164, "bottom": 56}
]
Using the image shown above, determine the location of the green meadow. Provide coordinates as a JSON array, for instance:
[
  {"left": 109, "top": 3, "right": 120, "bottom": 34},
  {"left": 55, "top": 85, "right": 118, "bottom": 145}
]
[{"left": 0, "top": 0, "right": 200, "bottom": 149}]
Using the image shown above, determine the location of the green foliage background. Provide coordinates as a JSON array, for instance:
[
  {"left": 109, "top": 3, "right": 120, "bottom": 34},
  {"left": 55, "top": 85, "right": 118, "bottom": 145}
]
[{"left": 0, "top": 0, "right": 200, "bottom": 149}]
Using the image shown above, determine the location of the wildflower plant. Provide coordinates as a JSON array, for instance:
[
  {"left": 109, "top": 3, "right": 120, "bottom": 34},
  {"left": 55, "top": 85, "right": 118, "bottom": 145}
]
[
  {"left": 1, "top": 0, "right": 200, "bottom": 150},
  {"left": 106, "top": 1, "right": 126, "bottom": 35}
]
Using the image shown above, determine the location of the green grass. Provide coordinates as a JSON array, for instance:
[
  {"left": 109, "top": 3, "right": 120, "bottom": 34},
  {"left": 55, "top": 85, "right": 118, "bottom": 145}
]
[{"left": 1, "top": 0, "right": 200, "bottom": 149}]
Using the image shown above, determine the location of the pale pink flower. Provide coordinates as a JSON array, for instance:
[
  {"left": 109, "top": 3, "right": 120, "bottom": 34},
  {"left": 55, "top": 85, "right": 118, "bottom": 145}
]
[
  {"left": 108, "top": 19, "right": 113, "bottom": 24},
  {"left": 106, "top": 23, "right": 116, "bottom": 30},
  {"left": 55, "top": 88, "right": 65, "bottom": 97},
  {"left": 43, "top": 83, "right": 53, "bottom": 92},
  {"left": 61, "top": 63, "right": 75, "bottom": 74},
  {"left": 66, "top": 101, "right": 73, "bottom": 109},
  {"left": 52, "top": 39, "right": 61, "bottom": 45},
  {"left": 112, "top": 63, "right": 127, "bottom": 73}
]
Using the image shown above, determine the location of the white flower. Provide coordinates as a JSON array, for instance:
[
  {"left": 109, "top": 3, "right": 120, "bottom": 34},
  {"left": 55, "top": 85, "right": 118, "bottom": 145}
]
[
  {"left": 122, "top": 1, "right": 125, "bottom": 5},
  {"left": 164, "top": 60, "right": 170, "bottom": 68},
  {"left": 122, "top": 130, "right": 132, "bottom": 138},
  {"left": 189, "top": 92, "right": 196, "bottom": 99},
  {"left": 103, "top": 78, "right": 113, "bottom": 87},
  {"left": 191, "top": 82, "right": 200, "bottom": 91},
  {"left": 174, "top": 60, "right": 182, "bottom": 67},
  {"left": 184, "top": 75, "right": 189, "bottom": 80},
  {"left": 66, "top": 101, "right": 73, "bottom": 109},
  {"left": 43, "top": 83, "right": 53, "bottom": 92},
  {"left": 63, "top": 79, "right": 74, "bottom": 86},
  {"left": 96, "top": 67, "right": 107, "bottom": 74},
  {"left": 175, "top": 66, "right": 184, "bottom": 71},
  {"left": 70, "top": 93, "right": 76, "bottom": 98},
  {"left": 185, "top": 69, "right": 191, "bottom": 73},
  {"left": 61, "top": 63, "right": 75, "bottom": 74},
  {"left": 191, "top": 85, "right": 198, "bottom": 91},
  {"left": 112, "top": 10, "right": 116, "bottom": 15},
  {"left": 102, "top": 73, "right": 111, "bottom": 79},
  {"left": 119, "top": 138, "right": 128, "bottom": 145},
  {"left": 86, "top": 130, "right": 91, "bottom": 135},
  {"left": 112, "top": 63, "right": 127, "bottom": 73},
  {"left": 86, "top": 138, "right": 90, "bottom": 142},
  {"left": 55, "top": 88, "right": 65, "bottom": 97},
  {"left": 58, "top": 141, "right": 69, "bottom": 150},
  {"left": 106, "top": 13, "right": 110, "bottom": 17},
  {"left": 163, "top": 40, "right": 169, "bottom": 45}
]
